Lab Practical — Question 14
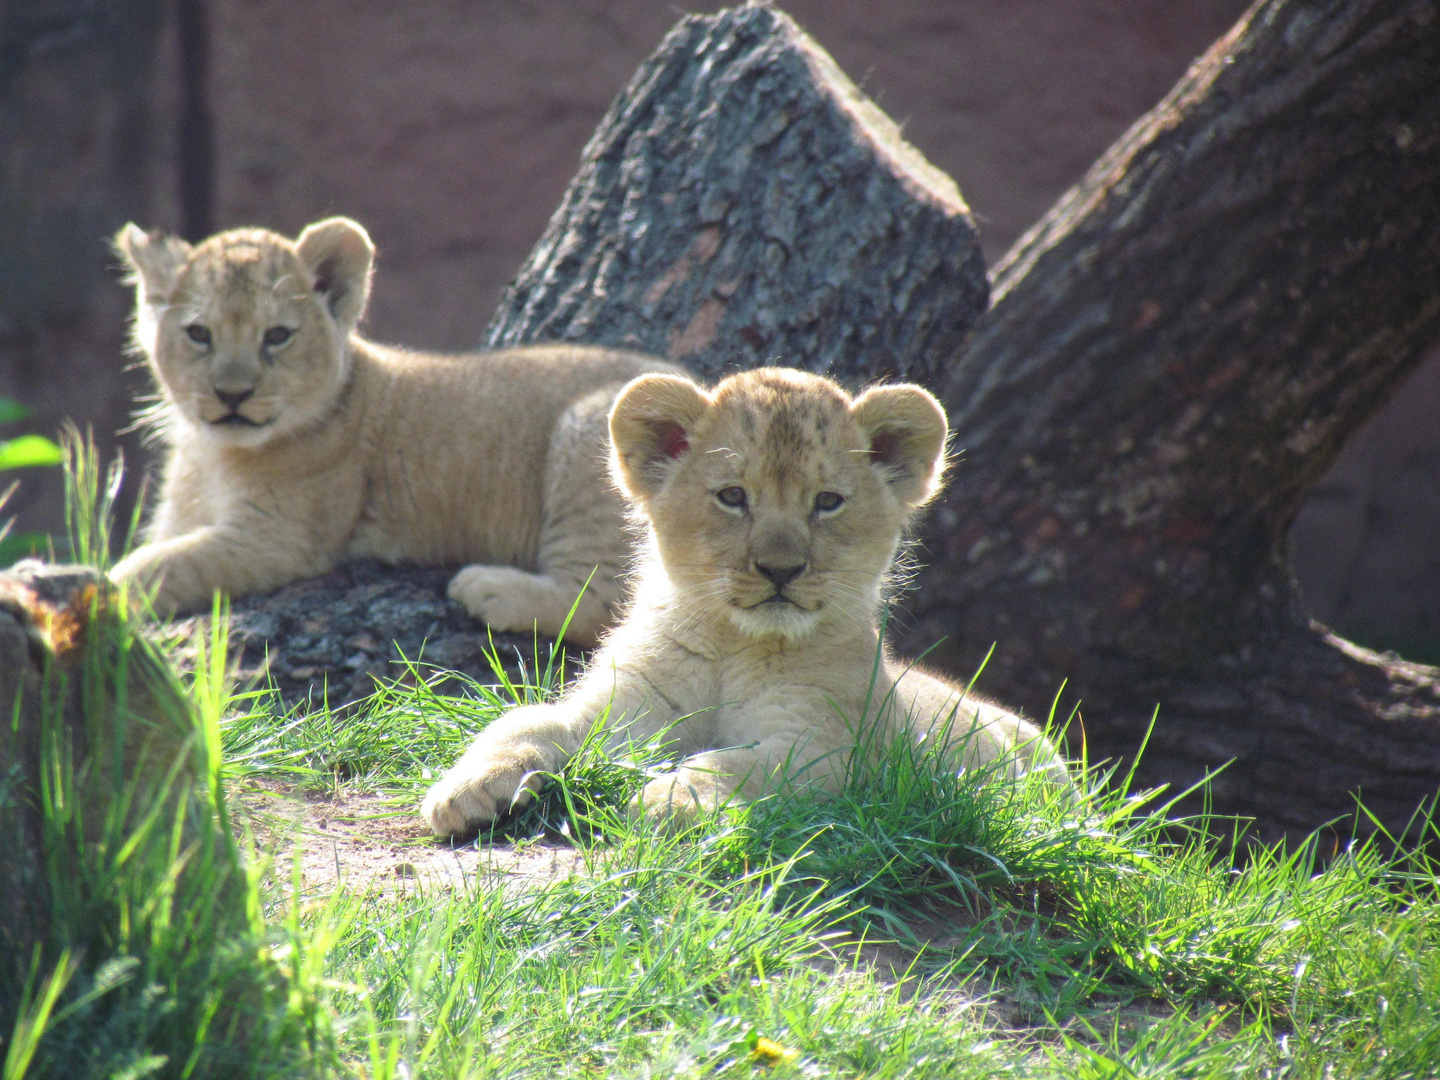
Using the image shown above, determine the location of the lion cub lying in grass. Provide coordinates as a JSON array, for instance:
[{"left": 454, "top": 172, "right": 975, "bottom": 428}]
[
  {"left": 110, "top": 217, "right": 680, "bottom": 644},
  {"left": 423, "top": 367, "right": 1070, "bottom": 835}
]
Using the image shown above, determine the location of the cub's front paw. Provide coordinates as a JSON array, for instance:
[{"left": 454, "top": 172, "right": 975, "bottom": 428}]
[
  {"left": 448, "top": 564, "right": 552, "bottom": 636},
  {"left": 421, "top": 742, "right": 551, "bottom": 837},
  {"left": 110, "top": 549, "right": 154, "bottom": 590},
  {"left": 110, "top": 550, "right": 187, "bottom": 616}
]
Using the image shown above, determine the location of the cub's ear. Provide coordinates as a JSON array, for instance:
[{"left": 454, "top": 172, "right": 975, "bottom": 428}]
[
  {"left": 850, "top": 384, "right": 949, "bottom": 509},
  {"left": 295, "top": 217, "right": 374, "bottom": 331},
  {"left": 113, "top": 223, "right": 192, "bottom": 300},
  {"left": 609, "top": 374, "right": 711, "bottom": 502}
]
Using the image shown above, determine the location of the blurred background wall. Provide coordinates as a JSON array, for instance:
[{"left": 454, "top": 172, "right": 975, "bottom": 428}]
[{"left": 3, "top": 0, "right": 1436, "bottom": 661}]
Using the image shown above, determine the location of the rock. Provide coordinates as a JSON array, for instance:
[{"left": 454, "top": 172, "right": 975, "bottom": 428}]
[{"left": 163, "top": 560, "right": 578, "bottom": 710}]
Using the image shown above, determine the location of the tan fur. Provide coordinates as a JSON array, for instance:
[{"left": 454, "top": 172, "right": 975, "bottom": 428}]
[
  {"left": 109, "top": 218, "right": 682, "bottom": 645},
  {"left": 422, "top": 368, "right": 1071, "bottom": 835}
]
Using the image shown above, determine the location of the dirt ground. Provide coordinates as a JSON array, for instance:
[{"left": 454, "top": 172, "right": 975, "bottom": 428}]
[
  {"left": 232, "top": 779, "right": 984, "bottom": 988},
  {"left": 233, "top": 780, "right": 588, "bottom": 900},
  {"left": 230, "top": 779, "right": 1203, "bottom": 1036},
  {"left": 235, "top": 780, "right": 1025, "bottom": 1008}
]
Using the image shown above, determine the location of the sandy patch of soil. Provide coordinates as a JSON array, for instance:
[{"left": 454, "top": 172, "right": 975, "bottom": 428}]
[{"left": 233, "top": 780, "right": 587, "bottom": 899}]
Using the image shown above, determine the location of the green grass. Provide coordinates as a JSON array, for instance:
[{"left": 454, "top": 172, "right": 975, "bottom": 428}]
[
  {"left": 189, "top": 639, "right": 1440, "bottom": 1079},
  {"left": 8, "top": 446, "right": 1440, "bottom": 1077},
  {"left": 12, "top": 619, "right": 1440, "bottom": 1078}
]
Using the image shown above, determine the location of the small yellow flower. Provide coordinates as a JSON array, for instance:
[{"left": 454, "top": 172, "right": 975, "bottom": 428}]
[{"left": 750, "top": 1037, "right": 798, "bottom": 1067}]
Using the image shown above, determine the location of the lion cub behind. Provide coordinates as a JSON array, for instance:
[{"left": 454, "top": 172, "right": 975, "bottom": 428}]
[
  {"left": 422, "top": 367, "right": 1070, "bottom": 835},
  {"left": 110, "top": 217, "right": 682, "bottom": 645}
]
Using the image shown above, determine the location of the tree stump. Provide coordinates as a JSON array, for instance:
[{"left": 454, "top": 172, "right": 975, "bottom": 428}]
[
  {"left": 0, "top": 560, "right": 315, "bottom": 1074},
  {"left": 0, "top": 562, "right": 205, "bottom": 982},
  {"left": 482, "top": 1, "right": 989, "bottom": 384},
  {"left": 486, "top": 0, "right": 1440, "bottom": 844}
]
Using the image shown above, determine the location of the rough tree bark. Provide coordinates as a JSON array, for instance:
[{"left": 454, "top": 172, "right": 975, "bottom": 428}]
[
  {"left": 482, "top": 3, "right": 989, "bottom": 384},
  {"left": 166, "top": 561, "right": 559, "bottom": 707},
  {"left": 900, "top": 0, "right": 1440, "bottom": 844},
  {"left": 484, "top": 0, "right": 1440, "bottom": 843}
]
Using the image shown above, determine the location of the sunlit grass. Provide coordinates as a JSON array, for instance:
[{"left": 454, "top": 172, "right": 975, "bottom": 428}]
[
  {"left": 17, "top": 624, "right": 1440, "bottom": 1079},
  {"left": 206, "top": 631, "right": 1440, "bottom": 1079}
]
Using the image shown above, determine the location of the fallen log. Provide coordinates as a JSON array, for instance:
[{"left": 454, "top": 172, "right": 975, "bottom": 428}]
[{"left": 165, "top": 561, "right": 569, "bottom": 709}]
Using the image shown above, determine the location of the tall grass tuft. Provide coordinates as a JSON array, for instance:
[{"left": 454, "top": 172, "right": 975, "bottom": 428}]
[
  {"left": 62, "top": 426, "right": 144, "bottom": 570},
  {"left": 0, "top": 437, "right": 330, "bottom": 1078}
]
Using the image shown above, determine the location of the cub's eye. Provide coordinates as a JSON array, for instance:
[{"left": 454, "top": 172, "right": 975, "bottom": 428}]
[
  {"left": 814, "top": 491, "right": 845, "bottom": 513},
  {"left": 262, "top": 326, "right": 294, "bottom": 348},
  {"left": 716, "top": 486, "right": 747, "bottom": 509},
  {"left": 185, "top": 324, "right": 211, "bottom": 346}
]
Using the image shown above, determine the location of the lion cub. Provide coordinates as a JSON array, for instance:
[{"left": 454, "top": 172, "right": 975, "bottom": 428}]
[
  {"left": 110, "top": 217, "right": 682, "bottom": 645},
  {"left": 422, "top": 367, "right": 1070, "bottom": 835}
]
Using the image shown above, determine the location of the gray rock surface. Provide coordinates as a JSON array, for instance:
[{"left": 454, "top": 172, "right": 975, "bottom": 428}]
[{"left": 165, "top": 561, "right": 574, "bottom": 710}]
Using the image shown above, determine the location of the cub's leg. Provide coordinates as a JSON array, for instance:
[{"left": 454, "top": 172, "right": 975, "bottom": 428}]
[
  {"left": 632, "top": 727, "right": 855, "bottom": 827},
  {"left": 421, "top": 702, "right": 584, "bottom": 835},
  {"left": 448, "top": 385, "right": 631, "bottom": 647},
  {"left": 111, "top": 526, "right": 334, "bottom": 616}
]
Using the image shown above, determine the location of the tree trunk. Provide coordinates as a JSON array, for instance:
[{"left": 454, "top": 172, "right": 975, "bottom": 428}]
[
  {"left": 487, "top": 0, "right": 1440, "bottom": 844},
  {"left": 898, "top": 0, "right": 1440, "bottom": 845},
  {"left": 0, "top": 563, "right": 208, "bottom": 980}
]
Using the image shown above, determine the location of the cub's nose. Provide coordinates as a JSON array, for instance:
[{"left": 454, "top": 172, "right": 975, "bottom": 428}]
[
  {"left": 755, "top": 561, "right": 806, "bottom": 588},
  {"left": 214, "top": 387, "right": 254, "bottom": 410}
]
